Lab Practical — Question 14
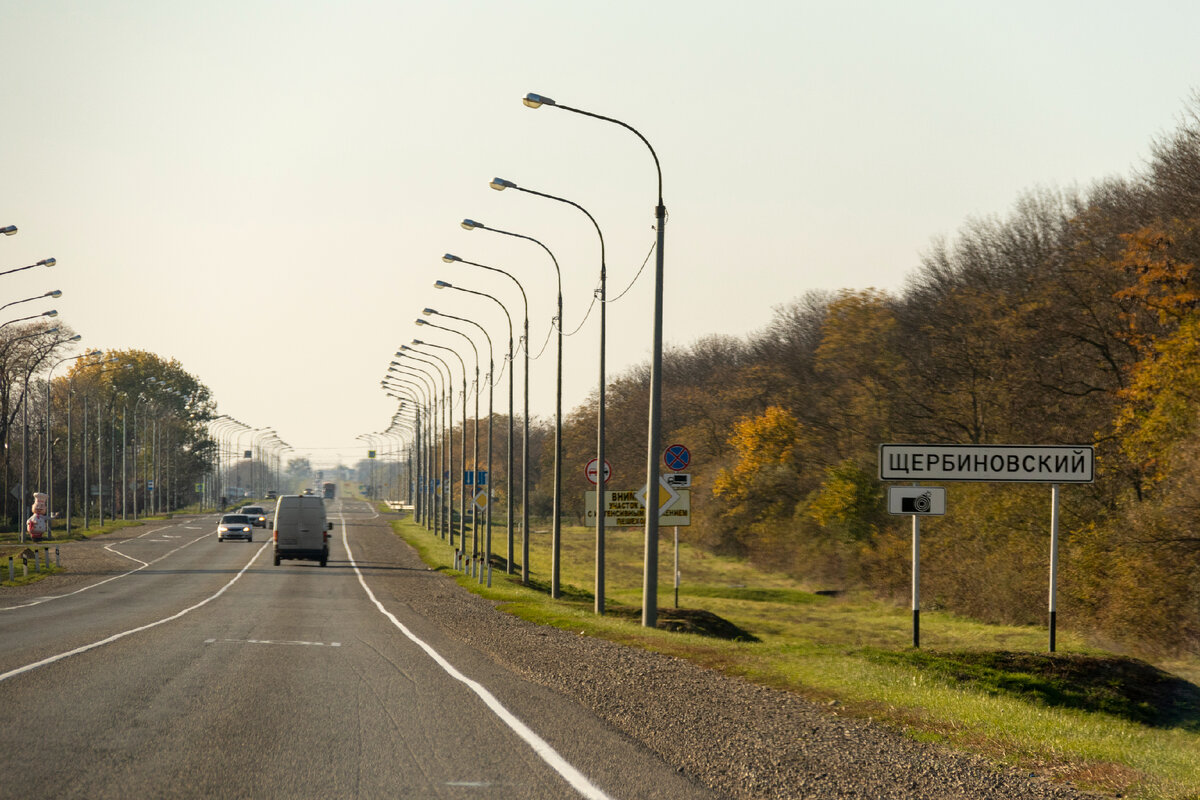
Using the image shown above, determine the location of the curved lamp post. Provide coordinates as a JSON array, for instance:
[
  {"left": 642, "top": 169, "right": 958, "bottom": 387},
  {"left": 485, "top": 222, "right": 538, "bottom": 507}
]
[
  {"left": 416, "top": 315, "right": 481, "bottom": 564},
  {"left": 399, "top": 345, "right": 454, "bottom": 543},
  {"left": 443, "top": 253, "right": 529, "bottom": 577},
  {"left": 0, "top": 257, "right": 55, "bottom": 279},
  {"left": 524, "top": 92, "right": 668, "bottom": 625},
  {"left": 424, "top": 305, "right": 493, "bottom": 584},
  {"left": 1, "top": 309, "right": 57, "bottom": 331},
  {"left": 47, "top": 347, "right": 100, "bottom": 533},
  {"left": 390, "top": 357, "right": 446, "bottom": 535},
  {"left": 487, "top": 179, "right": 607, "bottom": 603},
  {"left": 410, "top": 336, "right": 468, "bottom": 550},
  {"left": 460, "top": 221, "right": 559, "bottom": 587},
  {"left": 382, "top": 383, "right": 427, "bottom": 520},
  {"left": 436, "top": 276, "right": 513, "bottom": 583},
  {"left": 1, "top": 289, "right": 61, "bottom": 314}
]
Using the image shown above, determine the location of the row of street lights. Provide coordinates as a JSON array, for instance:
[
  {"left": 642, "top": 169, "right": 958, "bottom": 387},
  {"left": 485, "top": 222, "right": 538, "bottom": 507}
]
[{"left": 371, "top": 94, "right": 668, "bottom": 625}]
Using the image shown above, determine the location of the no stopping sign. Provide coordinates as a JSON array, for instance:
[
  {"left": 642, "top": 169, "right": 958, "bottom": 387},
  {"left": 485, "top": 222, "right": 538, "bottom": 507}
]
[{"left": 664, "top": 444, "right": 690, "bottom": 471}]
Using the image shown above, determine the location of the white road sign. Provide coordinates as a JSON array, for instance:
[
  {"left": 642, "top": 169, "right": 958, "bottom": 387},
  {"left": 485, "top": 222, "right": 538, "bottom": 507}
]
[
  {"left": 887, "top": 486, "right": 946, "bottom": 515},
  {"left": 879, "top": 444, "right": 1093, "bottom": 483}
]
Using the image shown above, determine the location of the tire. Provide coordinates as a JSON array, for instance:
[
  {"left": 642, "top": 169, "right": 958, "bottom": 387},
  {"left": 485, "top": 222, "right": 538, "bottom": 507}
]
[
  {"left": 320, "top": 547, "right": 328, "bottom": 568},
  {"left": 273, "top": 553, "right": 280, "bottom": 566},
  {"left": 218, "top": 537, "right": 223, "bottom": 543},
  {"left": 247, "top": 534, "right": 252, "bottom": 543}
]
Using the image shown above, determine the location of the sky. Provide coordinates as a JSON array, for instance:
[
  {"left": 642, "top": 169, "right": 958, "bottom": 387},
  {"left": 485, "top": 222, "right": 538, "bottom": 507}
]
[{"left": 3, "top": 0, "right": 1198, "bottom": 469}]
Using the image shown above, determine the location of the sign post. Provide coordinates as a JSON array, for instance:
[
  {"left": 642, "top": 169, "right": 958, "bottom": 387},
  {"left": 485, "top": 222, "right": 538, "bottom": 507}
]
[
  {"left": 887, "top": 486, "right": 945, "bottom": 648},
  {"left": 880, "top": 444, "right": 1092, "bottom": 652}
]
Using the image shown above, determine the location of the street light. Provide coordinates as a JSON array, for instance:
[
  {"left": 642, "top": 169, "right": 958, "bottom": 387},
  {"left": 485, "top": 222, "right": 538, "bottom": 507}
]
[
  {"left": 436, "top": 275, "right": 514, "bottom": 582},
  {"left": 416, "top": 314, "right": 483, "bottom": 571},
  {"left": 460, "top": 220, "right": 561, "bottom": 587},
  {"left": 444, "top": 252, "right": 529, "bottom": 577},
  {"left": 487, "top": 178, "right": 608, "bottom": 603},
  {"left": 0, "top": 257, "right": 55, "bottom": 279},
  {"left": 524, "top": 92, "right": 668, "bottom": 625},
  {"left": 1, "top": 309, "right": 57, "bottom": 331},
  {"left": 424, "top": 303, "right": 493, "bottom": 583},
  {"left": 47, "top": 348, "right": 101, "bottom": 534},
  {"left": 383, "top": 375, "right": 433, "bottom": 527},
  {"left": 0, "top": 225, "right": 16, "bottom": 236},
  {"left": 0, "top": 289, "right": 61, "bottom": 314},
  {"left": 398, "top": 345, "right": 454, "bottom": 543},
  {"left": 389, "top": 360, "right": 444, "bottom": 533},
  {"left": 410, "top": 337, "right": 468, "bottom": 550}
]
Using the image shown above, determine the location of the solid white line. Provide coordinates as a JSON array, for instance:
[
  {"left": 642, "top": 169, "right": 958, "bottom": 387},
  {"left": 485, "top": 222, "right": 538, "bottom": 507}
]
[
  {"left": 0, "top": 540, "right": 270, "bottom": 683},
  {"left": 340, "top": 507, "right": 612, "bottom": 800}
]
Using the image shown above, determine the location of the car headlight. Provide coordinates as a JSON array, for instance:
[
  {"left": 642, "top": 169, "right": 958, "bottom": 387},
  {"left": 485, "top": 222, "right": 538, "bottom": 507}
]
[{"left": 218, "top": 526, "right": 228, "bottom": 533}]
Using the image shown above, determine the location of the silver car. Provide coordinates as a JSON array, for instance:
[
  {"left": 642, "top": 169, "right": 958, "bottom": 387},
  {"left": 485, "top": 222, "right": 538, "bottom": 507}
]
[{"left": 217, "top": 514, "right": 254, "bottom": 542}]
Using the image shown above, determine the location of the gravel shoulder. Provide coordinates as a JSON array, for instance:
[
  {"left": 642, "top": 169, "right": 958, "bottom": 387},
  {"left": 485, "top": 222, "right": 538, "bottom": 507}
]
[{"left": 358, "top": 514, "right": 1101, "bottom": 800}]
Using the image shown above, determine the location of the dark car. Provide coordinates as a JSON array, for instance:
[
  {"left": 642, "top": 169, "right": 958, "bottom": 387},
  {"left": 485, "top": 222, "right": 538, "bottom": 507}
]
[
  {"left": 218, "top": 514, "right": 254, "bottom": 542},
  {"left": 239, "top": 505, "right": 268, "bottom": 527}
]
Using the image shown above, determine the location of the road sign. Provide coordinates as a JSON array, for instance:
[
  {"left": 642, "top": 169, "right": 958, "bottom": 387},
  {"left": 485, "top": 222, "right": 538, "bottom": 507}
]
[
  {"left": 635, "top": 476, "right": 680, "bottom": 515},
  {"left": 585, "top": 458, "right": 611, "bottom": 485},
  {"left": 664, "top": 444, "right": 690, "bottom": 471},
  {"left": 472, "top": 490, "right": 488, "bottom": 511},
  {"left": 463, "top": 470, "right": 488, "bottom": 486},
  {"left": 585, "top": 488, "right": 690, "bottom": 527},
  {"left": 664, "top": 473, "right": 691, "bottom": 488},
  {"left": 887, "top": 486, "right": 946, "bottom": 515},
  {"left": 878, "top": 444, "right": 1094, "bottom": 483},
  {"left": 368, "top": 450, "right": 376, "bottom": 459}
]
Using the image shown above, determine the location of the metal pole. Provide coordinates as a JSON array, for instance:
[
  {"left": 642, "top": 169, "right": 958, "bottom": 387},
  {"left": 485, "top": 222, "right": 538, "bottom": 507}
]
[
  {"left": 66, "top": 387, "right": 72, "bottom": 536},
  {"left": 1049, "top": 483, "right": 1060, "bottom": 653},
  {"left": 522, "top": 316, "right": 529, "bottom": 582},
  {"left": 642, "top": 204, "right": 666, "bottom": 627},
  {"left": 913, "top": 511, "right": 921, "bottom": 648}
]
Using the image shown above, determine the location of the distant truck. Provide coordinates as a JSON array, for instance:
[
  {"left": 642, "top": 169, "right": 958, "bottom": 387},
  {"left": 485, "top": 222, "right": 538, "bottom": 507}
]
[{"left": 322, "top": 481, "right": 336, "bottom": 500}]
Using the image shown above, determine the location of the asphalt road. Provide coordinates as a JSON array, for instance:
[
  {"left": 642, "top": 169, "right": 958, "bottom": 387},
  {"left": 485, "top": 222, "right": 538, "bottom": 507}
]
[{"left": 0, "top": 499, "right": 718, "bottom": 799}]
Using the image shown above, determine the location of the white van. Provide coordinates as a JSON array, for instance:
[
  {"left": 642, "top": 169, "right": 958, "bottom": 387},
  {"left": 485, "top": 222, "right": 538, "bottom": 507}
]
[{"left": 273, "top": 494, "right": 333, "bottom": 567}]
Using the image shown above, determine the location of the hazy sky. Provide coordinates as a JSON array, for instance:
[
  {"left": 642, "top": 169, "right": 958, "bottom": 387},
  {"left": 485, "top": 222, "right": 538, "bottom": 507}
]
[{"left": 3, "top": 1, "right": 1197, "bottom": 469}]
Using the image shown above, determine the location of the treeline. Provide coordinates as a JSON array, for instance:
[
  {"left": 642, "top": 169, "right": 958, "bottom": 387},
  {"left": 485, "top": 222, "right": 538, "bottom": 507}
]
[
  {"left": 0, "top": 343, "right": 215, "bottom": 529},
  {"left": 466, "top": 96, "right": 1200, "bottom": 656}
]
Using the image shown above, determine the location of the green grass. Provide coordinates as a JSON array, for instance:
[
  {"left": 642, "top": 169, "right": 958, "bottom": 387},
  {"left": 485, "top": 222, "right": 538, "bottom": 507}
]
[{"left": 388, "top": 513, "right": 1200, "bottom": 799}]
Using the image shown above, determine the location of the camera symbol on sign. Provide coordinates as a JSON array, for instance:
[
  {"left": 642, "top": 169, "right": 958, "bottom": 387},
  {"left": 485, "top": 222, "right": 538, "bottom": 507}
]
[{"left": 900, "top": 491, "right": 932, "bottom": 513}]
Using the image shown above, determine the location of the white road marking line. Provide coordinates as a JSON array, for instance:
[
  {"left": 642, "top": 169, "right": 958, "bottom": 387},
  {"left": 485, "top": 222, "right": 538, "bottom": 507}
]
[
  {"left": 0, "top": 542, "right": 270, "bottom": 683},
  {"left": 204, "top": 638, "right": 341, "bottom": 647},
  {"left": 1, "top": 526, "right": 216, "bottom": 612},
  {"left": 340, "top": 508, "right": 612, "bottom": 800}
]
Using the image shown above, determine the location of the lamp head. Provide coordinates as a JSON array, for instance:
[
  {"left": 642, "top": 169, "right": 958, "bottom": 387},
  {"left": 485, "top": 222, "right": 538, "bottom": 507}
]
[
  {"left": 460, "top": 219, "right": 483, "bottom": 231},
  {"left": 523, "top": 93, "right": 555, "bottom": 109},
  {"left": 38, "top": 257, "right": 56, "bottom": 267},
  {"left": 442, "top": 253, "right": 461, "bottom": 263},
  {"left": 399, "top": 344, "right": 412, "bottom": 352},
  {"left": 67, "top": 334, "right": 82, "bottom": 342},
  {"left": 422, "top": 308, "right": 437, "bottom": 316},
  {"left": 43, "top": 309, "right": 58, "bottom": 318},
  {"left": 434, "top": 280, "right": 452, "bottom": 290},
  {"left": 414, "top": 318, "right": 428, "bottom": 326},
  {"left": 412, "top": 338, "right": 424, "bottom": 345},
  {"left": 489, "top": 177, "right": 516, "bottom": 191},
  {"left": 87, "top": 349, "right": 102, "bottom": 357},
  {"left": 45, "top": 326, "right": 60, "bottom": 335},
  {"left": 0, "top": 225, "right": 16, "bottom": 236},
  {"left": 47, "top": 289, "right": 62, "bottom": 298}
]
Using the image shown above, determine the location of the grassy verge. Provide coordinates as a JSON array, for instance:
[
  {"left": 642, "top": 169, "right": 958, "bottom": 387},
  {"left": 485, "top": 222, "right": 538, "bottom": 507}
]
[{"left": 389, "top": 514, "right": 1200, "bottom": 799}]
